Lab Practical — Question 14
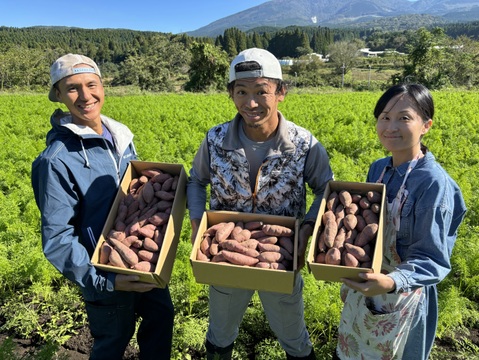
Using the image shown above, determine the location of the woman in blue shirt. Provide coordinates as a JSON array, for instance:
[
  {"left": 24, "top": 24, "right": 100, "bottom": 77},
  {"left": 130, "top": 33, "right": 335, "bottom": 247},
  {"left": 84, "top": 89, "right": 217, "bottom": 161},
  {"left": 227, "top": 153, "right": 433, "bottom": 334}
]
[{"left": 335, "top": 83, "right": 467, "bottom": 359}]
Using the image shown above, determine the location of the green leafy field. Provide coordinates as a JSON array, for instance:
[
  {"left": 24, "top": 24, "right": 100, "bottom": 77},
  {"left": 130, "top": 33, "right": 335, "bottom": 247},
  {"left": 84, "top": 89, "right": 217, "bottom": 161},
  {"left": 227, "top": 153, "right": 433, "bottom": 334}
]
[{"left": 0, "top": 91, "right": 478, "bottom": 359}]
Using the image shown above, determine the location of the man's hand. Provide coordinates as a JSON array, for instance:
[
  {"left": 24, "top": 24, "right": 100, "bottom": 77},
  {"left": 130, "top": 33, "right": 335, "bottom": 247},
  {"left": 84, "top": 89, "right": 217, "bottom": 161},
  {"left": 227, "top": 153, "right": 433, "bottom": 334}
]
[
  {"left": 114, "top": 274, "right": 158, "bottom": 292},
  {"left": 297, "top": 222, "right": 314, "bottom": 269}
]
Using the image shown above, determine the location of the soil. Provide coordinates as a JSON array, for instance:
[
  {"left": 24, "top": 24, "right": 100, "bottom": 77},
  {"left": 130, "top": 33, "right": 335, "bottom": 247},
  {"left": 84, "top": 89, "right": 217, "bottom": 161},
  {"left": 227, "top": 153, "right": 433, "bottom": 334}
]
[{"left": 1, "top": 324, "right": 478, "bottom": 359}]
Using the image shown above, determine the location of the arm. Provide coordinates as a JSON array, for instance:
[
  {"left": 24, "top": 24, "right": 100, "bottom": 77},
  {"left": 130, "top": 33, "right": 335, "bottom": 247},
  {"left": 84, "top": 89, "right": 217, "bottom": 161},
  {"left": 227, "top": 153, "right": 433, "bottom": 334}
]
[
  {"left": 187, "top": 138, "right": 210, "bottom": 243},
  {"left": 32, "top": 156, "right": 113, "bottom": 296}
]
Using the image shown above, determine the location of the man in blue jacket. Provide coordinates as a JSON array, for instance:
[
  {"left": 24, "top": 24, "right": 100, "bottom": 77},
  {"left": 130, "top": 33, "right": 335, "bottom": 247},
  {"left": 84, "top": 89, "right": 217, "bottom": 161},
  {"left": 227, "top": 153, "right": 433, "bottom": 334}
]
[{"left": 31, "top": 54, "right": 174, "bottom": 360}]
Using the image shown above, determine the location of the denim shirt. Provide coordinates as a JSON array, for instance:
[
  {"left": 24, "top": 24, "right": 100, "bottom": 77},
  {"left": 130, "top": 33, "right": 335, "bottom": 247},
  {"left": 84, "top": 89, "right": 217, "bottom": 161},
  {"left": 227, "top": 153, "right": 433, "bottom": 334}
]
[{"left": 366, "top": 151, "right": 466, "bottom": 294}]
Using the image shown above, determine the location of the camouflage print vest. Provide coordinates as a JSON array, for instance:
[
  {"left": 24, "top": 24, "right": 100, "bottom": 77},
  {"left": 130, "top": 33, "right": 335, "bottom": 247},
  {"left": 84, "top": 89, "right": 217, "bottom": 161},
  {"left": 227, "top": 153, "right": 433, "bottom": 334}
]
[{"left": 207, "top": 119, "right": 311, "bottom": 218}]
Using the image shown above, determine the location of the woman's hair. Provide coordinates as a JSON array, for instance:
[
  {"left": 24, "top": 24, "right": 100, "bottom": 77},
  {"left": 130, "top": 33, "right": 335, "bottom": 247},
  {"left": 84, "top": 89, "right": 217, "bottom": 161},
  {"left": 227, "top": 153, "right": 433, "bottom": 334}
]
[{"left": 373, "top": 83, "right": 434, "bottom": 122}]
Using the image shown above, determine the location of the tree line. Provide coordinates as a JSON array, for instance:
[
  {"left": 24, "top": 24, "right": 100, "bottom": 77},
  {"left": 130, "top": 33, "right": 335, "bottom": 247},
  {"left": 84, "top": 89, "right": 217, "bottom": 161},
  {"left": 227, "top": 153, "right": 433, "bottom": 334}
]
[{"left": 1, "top": 21, "right": 479, "bottom": 92}]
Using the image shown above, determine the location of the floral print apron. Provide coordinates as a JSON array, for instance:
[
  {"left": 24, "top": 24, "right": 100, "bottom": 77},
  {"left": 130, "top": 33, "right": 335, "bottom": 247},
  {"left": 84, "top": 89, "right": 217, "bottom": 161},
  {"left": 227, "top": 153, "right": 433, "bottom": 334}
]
[{"left": 336, "top": 156, "right": 424, "bottom": 360}]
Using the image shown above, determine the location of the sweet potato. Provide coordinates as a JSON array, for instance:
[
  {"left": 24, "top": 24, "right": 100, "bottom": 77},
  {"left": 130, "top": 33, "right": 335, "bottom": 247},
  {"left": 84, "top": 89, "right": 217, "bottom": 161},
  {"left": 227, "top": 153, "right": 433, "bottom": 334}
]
[
  {"left": 279, "top": 236, "right": 294, "bottom": 255},
  {"left": 262, "top": 224, "right": 294, "bottom": 237},
  {"left": 148, "top": 212, "right": 169, "bottom": 226},
  {"left": 327, "top": 191, "right": 340, "bottom": 211},
  {"left": 258, "top": 251, "right": 284, "bottom": 263},
  {"left": 322, "top": 210, "right": 336, "bottom": 225},
  {"left": 273, "top": 262, "right": 288, "bottom": 270},
  {"left": 109, "top": 238, "right": 139, "bottom": 266},
  {"left": 339, "top": 190, "right": 352, "bottom": 207},
  {"left": 196, "top": 248, "right": 210, "bottom": 262},
  {"left": 351, "top": 193, "right": 362, "bottom": 204},
  {"left": 155, "top": 190, "right": 175, "bottom": 201},
  {"left": 143, "top": 237, "right": 160, "bottom": 252},
  {"left": 151, "top": 172, "right": 172, "bottom": 184},
  {"left": 315, "top": 252, "right": 326, "bottom": 263},
  {"left": 215, "top": 222, "right": 235, "bottom": 242},
  {"left": 333, "top": 227, "right": 346, "bottom": 250},
  {"left": 209, "top": 242, "right": 220, "bottom": 256},
  {"left": 200, "top": 235, "right": 212, "bottom": 255},
  {"left": 244, "top": 221, "right": 263, "bottom": 230},
  {"left": 114, "top": 220, "right": 127, "bottom": 232},
  {"left": 230, "top": 222, "right": 244, "bottom": 238},
  {"left": 256, "top": 236, "right": 278, "bottom": 245},
  {"left": 161, "top": 177, "right": 174, "bottom": 192},
  {"left": 121, "top": 235, "right": 143, "bottom": 248},
  {"left": 323, "top": 219, "right": 338, "bottom": 248},
  {"left": 203, "top": 222, "right": 227, "bottom": 236},
  {"left": 343, "top": 214, "right": 358, "bottom": 231},
  {"left": 132, "top": 261, "right": 156, "bottom": 272},
  {"left": 99, "top": 242, "right": 112, "bottom": 264},
  {"left": 367, "top": 191, "right": 382, "bottom": 203},
  {"left": 359, "top": 197, "right": 371, "bottom": 210},
  {"left": 345, "top": 203, "right": 359, "bottom": 215},
  {"left": 221, "top": 250, "right": 259, "bottom": 266},
  {"left": 250, "top": 229, "right": 267, "bottom": 239},
  {"left": 344, "top": 242, "right": 371, "bottom": 262},
  {"left": 138, "top": 224, "right": 157, "bottom": 239},
  {"left": 355, "top": 215, "right": 367, "bottom": 232},
  {"left": 116, "top": 203, "right": 128, "bottom": 223},
  {"left": 108, "top": 230, "right": 126, "bottom": 242},
  {"left": 317, "top": 231, "right": 327, "bottom": 253},
  {"left": 325, "top": 247, "right": 341, "bottom": 265},
  {"left": 138, "top": 249, "right": 159, "bottom": 264},
  {"left": 108, "top": 248, "right": 129, "bottom": 268},
  {"left": 231, "top": 229, "right": 251, "bottom": 242},
  {"left": 344, "top": 229, "right": 357, "bottom": 245},
  {"left": 241, "top": 238, "right": 259, "bottom": 250},
  {"left": 257, "top": 242, "right": 281, "bottom": 253},
  {"left": 211, "top": 252, "right": 227, "bottom": 263},
  {"left": 220, "top": 240, "right": 260, "bottom": 258},
  {"left": 343, "top": 252, "right": 359, "bottom": 267},
  {"left": 355, "top": 223, "right": 379, "bottom": 247},
  {"left": 141, "top": 181, "right": 155, "bottom": 203},
  {"left": 370, "top": 203, "right": 381, "bottom": 214},
  {"left": 362, "top": 209, "right": 379, "bottom": 225},
  {"left": 156, "top": 200, "right": 173, "bottom": 212}
]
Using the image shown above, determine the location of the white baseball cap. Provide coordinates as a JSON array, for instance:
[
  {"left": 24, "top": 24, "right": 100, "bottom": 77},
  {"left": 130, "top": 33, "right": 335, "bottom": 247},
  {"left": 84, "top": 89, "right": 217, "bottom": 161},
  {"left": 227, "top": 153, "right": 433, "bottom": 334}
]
[
  {"left": 48, "top": 53, "right": 101, "bottom": 102},
  {"left": 229, "top": 48, "right": 282, "bottom": 83}
]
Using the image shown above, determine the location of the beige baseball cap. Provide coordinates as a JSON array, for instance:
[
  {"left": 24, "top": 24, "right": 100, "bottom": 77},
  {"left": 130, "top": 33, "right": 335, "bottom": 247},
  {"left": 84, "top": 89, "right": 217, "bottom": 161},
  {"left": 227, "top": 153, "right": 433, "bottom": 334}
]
[
  {"left": 48, "top": 53, "right": 101, "bottom": 102},
  {"left": 229, "top": 48, "right": 282, "bottom": 83}
]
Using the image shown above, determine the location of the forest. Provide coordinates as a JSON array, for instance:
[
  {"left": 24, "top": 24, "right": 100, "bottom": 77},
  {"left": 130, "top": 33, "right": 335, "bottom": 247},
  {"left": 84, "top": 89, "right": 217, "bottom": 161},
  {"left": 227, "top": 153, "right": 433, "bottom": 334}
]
[{"left": 1, "top": 19, "right": 479, "bottom": 93}]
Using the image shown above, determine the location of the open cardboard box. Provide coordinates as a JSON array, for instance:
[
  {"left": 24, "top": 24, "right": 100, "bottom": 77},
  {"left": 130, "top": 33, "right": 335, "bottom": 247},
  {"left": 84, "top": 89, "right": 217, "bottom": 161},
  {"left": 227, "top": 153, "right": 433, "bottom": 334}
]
[
  {"left": 190, "top": 211, "right": 299, "bottom": 294},
  {"left": 91, "top": 160, "right": 187, "bottom": 287},
  {"left": 307, "top": 180, "right": 385, "bottom": 282}
]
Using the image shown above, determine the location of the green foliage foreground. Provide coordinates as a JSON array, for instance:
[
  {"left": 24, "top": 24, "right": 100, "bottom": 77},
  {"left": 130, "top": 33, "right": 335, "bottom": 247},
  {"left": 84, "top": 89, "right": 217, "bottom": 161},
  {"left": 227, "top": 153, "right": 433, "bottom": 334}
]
[{"left": 0, "top": 91, "right": 478, "bottom": 359}]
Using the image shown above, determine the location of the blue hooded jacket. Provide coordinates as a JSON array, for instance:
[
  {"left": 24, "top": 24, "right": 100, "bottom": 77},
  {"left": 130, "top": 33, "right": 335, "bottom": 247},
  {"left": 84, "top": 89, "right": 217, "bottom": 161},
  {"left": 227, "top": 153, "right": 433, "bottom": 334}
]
[{"left": 32, "top": 109, "right": 137, "bottom": 300}]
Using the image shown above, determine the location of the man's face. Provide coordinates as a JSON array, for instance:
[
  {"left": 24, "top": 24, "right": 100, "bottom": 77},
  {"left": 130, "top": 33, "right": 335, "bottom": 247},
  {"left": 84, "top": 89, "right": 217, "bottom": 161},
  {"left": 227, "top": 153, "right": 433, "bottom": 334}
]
[
  {"left": 230, "top": 77, "right": 285, "bottom": 131},
  {"left": 55, "top": 65, "right": 104, "bottom": 128}
]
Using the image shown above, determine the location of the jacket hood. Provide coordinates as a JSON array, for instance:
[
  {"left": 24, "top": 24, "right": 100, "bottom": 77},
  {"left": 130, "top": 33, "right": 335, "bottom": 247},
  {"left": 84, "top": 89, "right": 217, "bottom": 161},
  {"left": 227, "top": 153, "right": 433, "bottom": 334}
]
[{"left": 46, "top": 109, "right": 134, "bottom": 156}]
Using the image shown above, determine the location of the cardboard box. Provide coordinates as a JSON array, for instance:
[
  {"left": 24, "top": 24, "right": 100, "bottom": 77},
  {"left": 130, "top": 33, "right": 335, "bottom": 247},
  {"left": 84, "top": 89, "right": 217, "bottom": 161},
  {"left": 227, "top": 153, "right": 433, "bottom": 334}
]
[
  {"left": 91, "top": 160, "right": 187, "bottom": 287},
  {"left": 307, "top": 181, "right": 385, "bottom": 282},
  {"left": 190, "top": 211, "right": 299, "bottom": 294}
]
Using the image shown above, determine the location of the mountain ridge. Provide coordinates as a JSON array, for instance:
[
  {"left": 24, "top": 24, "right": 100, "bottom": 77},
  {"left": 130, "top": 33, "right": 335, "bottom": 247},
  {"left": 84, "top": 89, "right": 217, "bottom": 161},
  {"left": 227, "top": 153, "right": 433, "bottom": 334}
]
[{"left": 187, "top": 0, "right": 479, "bottom": 37}]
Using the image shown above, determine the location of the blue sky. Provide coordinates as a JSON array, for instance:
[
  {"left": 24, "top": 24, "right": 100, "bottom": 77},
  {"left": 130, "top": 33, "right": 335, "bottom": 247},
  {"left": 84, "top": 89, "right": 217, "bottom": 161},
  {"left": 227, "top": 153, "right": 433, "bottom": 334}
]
[{"left": 1, "top": 0, "right": 268, "bottom": 34}]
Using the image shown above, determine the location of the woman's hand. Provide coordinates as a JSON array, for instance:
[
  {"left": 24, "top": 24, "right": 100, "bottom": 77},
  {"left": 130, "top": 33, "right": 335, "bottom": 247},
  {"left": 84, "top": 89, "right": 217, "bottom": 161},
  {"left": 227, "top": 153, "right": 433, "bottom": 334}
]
[{"left": 341, "top": 272, "right": 396, "bottom": 297}]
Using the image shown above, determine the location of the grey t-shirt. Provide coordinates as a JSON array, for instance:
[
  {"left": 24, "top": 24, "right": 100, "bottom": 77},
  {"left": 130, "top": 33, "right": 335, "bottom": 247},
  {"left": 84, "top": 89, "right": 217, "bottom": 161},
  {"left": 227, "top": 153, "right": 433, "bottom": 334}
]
[{"left": 238, "top": 122, "right": 275, "bottom": 191}]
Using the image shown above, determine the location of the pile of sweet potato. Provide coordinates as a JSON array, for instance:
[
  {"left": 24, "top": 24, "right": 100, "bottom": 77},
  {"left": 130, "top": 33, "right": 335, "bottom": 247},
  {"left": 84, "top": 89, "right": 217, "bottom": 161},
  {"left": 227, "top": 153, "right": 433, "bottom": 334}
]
[
  {"left": 98, "top": 168, "right": 179, "bottom": 272},
  {"left": 196, "top": 221, "right": 295, "bottom": 270},
  {"left": 314, "top": 190, "right": 381, "bottom": 268}
]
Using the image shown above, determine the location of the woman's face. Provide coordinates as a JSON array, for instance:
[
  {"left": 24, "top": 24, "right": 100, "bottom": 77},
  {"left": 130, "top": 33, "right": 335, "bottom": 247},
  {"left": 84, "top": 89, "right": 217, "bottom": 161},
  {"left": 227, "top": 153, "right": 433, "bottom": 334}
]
[{"left": 376, "top": 94, "right": 432, "bottom": 165}]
